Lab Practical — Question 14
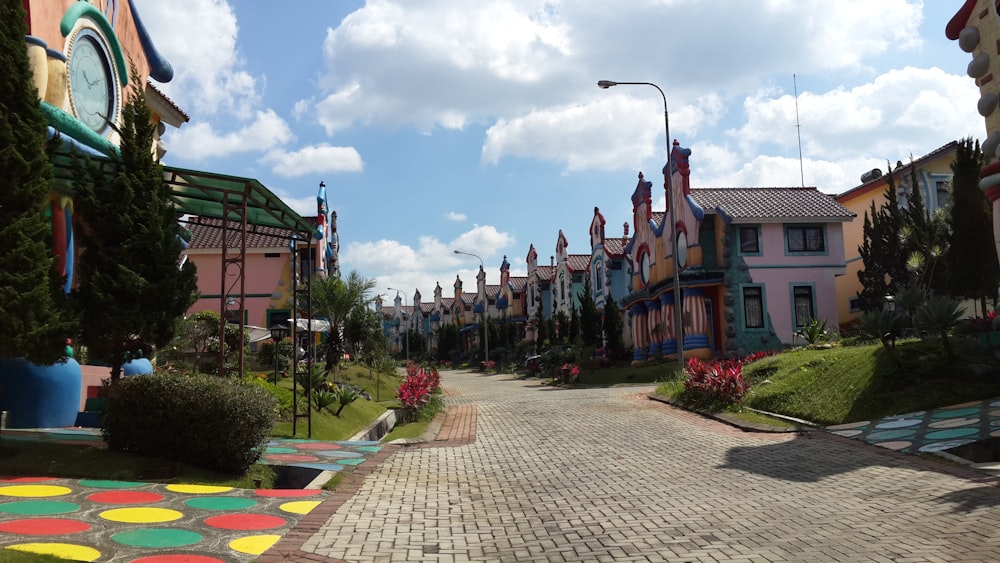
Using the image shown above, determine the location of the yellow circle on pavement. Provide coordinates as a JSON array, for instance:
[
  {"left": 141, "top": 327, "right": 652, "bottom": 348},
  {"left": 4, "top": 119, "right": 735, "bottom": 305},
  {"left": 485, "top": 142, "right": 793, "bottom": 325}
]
[
  {"left": 6, "top": 542, "right": 100, "bottom": 561},
  {"left": 100, "top": 507, "right": 183, "bottom": 523},
  {"left": 230, "top": 534, "right": 280, "bottom": 555},
  {"left": 166, "top": 484, "right": 233, "bottom": 494},
  {"left": 279, "top": 500, "right": 321, "bottom": 515},
  {"left": 0, "top": 485, "right": 72, "bottom": 498}
]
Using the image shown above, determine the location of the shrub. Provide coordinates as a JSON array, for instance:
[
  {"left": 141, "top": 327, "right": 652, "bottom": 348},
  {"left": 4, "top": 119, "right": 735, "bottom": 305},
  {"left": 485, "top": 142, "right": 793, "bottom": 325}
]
[
  {"left": 101, "top": 373, "right": 277, "bottom": 474},
  {"left": 680, "top": 357, "right": 749, "bottom": 408},
  {"left": 397, "top": 363, "right": 440, "bottom": 422},
  {"left": 334, "top": 386, "right": 360, "bottom": 416},
  {"left": 795, "top": 318, "right": 832, "bottom": 346}
]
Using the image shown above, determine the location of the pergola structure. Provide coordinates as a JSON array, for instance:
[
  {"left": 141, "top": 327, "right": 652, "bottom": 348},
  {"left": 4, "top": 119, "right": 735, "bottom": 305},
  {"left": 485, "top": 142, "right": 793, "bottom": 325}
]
[{"left": 50, "top": 151, "right": 317, "bottom": 436}]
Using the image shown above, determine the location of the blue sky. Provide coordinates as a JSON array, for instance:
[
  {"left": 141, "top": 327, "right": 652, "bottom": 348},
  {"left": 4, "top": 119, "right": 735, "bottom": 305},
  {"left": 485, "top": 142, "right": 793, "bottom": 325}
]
[{"left": 135, "top": 0, "right": 983, "bottom": 302}]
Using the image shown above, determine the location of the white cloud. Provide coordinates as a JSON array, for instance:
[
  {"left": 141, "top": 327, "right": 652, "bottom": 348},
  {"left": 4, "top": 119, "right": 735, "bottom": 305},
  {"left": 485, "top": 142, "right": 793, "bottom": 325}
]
[
  {"left": 163, "top": 110, "right": 293, "bottom": 161},
  {"left": 446, "top": 211, "right": 467, "bottom": 222},
  {"left": 262, "top": 144, "right": 364, "bottom": 177},
  {"left": 132, "top": 0, "right": 261, "bottom": 116}
]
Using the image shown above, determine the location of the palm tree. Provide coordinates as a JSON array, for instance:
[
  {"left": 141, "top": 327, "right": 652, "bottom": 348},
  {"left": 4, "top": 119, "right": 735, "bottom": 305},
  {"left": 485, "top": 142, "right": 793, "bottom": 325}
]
[
  {"left": 915, "top": 295, "right": 964, "bottom": 360},
  {"left": 309, "top": 270, "right": 376, "bottom": 375}
]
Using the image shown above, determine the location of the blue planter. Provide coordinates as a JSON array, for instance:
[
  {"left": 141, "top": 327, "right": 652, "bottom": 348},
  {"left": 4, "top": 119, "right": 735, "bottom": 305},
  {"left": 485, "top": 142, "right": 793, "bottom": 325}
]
[
  {"left": 122, "top": 358, "right": 153, "bottom": 376},
  {"left": 0, "top": 358, "right": 82, "bottom": 429}
]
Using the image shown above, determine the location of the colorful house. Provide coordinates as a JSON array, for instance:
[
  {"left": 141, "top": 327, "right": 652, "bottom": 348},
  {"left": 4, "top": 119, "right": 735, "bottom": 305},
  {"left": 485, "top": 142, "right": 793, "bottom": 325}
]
[
  {"left": 835, "top": 143, "right": 958, "bottom": 328},
  {"left": 620, "top": 140, "right": 854, "bottom": 362},
  {"left": 588, "top": 208, "right": 633, "bottom": 347}
]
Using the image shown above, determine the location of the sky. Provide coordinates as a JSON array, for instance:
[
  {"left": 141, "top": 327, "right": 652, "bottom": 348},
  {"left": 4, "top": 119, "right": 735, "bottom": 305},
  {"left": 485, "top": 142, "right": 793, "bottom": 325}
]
[{"left": 133, "top": 0, "right": 985, "bottom": 305}]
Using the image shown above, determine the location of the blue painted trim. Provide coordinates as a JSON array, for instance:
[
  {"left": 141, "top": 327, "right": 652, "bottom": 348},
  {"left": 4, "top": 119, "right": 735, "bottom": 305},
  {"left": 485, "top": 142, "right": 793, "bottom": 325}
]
[
  {"left": 45, "top": 48, "right": 66, "bottom": 62},
  {"left": 740, "top": 283, "right": 768, "bottom": 332},
  {"left": 685, "top": 194, "right": 704, "bottom": 220},
  {"left": 25, "top": 35, "right": 47, "bottom": 48},
  {"left": 716, "top": 206, "right": 734, "bottom": 224},
  {"left": 684, "top": 335, "right": 710, "bottom": 348},
  {"left": 737, "top": 225, "right": 762, "bottom": 257},
  {"left": 60, "top": 1, "right": 128, "bottom": 85},
  {"left": 46, "top": 123, "right": 116, "bottom": 159},
  {"left": 783, "top": 223, "right": 829, "bottom": 256}
]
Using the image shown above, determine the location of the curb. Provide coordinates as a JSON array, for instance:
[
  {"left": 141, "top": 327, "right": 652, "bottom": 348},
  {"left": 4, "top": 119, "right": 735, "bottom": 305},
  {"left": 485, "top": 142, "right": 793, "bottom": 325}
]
[{"left": 646, "top": 393, "right": 805, "bottom": 434}]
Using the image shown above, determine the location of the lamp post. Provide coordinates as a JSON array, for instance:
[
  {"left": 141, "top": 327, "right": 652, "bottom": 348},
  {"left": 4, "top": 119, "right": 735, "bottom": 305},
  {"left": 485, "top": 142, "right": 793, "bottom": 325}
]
[
  {"left": 387, "top": 287, "right": 409, "bottom": 362},
  {"left": 269, "top": 323, "right": 289, "bottom": 385},
  {"left": 598, "top": 79, "right": 684, "bottom": 374},
  {"left": 453, "top": 249, "right": 489, "bottom": 364}
]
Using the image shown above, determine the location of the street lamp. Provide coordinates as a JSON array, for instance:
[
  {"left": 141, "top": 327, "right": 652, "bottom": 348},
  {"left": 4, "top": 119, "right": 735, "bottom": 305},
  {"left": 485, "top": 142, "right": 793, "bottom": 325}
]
[
  {"left": 453, "top": 249, "right": 489, "bottom": 364},
  {"left": 598, "top": 79, "right": 684, "bottom": 373},
  {"left": 269, "top": 323, "right": 289, "bottom": 385},
  {"left": 387, "top": 287, "right": 409, "bottom": 362}
]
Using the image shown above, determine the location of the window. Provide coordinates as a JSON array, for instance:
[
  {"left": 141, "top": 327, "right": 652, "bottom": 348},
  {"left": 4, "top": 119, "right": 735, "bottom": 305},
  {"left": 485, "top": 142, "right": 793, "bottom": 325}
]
[
  {"left": 786, "top": 226, "right": 824, "bottom": 252},
  {"left": 739, "top": 226, "right": 759, "bottom": 253},
  {"left": 264, "top": 252, "right": 280, "bottom": 258},
  {"left": 743, "top": 286, "right": 764, "bottom": 329},
  {"left": 848, "top": 296, "right": 860, "bottom": 313},
  {"left": 793, "top": 286, "right": 815, "bottom": 327},
  {"left": 935, "top": 179, "right": 950, "bottom": 210}
]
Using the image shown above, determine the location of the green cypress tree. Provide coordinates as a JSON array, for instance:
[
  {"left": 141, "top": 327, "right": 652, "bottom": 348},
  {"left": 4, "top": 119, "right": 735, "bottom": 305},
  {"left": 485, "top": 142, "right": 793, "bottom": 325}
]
[
  {"left": 73, "top": 64, "right": 197, "bottom": 381},
  {"left": 602, "top": 292, "right": 625, "bottom": 357},
  {"left": 947, "top": 137, "right": 998, "bottom": 310},
  {"left": 857, "top": 164, "right": 908, "bottom": 311},
  {"left": 0, "top": 0, "right": 77, "bottom": 364},
  {"left": 534, "top": 305, "right": 548, "bottom": 346},
  {"left": 578, "top": 276, "right": 600, "bottom": 346}
]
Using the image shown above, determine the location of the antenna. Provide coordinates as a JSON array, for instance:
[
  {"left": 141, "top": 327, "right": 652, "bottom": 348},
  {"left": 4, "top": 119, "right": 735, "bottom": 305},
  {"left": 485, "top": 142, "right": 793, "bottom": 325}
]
[{"left": 794, "top": 74, "right": 805, "bottom": 188}]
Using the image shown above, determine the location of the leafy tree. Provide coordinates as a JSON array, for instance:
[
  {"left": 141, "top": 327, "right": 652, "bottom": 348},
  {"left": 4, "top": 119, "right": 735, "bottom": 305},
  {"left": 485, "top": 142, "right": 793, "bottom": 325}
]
[
  {"left": 946, "top": 137, "right": 999, "bottom": 311},
  {"left": 73, "top": 64, "right": 197, "bottom": 381},
  {"left": 554, "top": 310, "right": 570, "bottom": 343},
  {"left": 899, "top": 160, "right": 949, "bottom": 292},
  {"left": 603, "top": 292, "right": 625, "bottom": 356},
  {"left": 534, "top": 306, "right": 548, "bottom": 346},
  {"left": 308, "top": 270, "right": 376, "bottom": 375},
  {"left": 0, "top": 0, "right": 77, "bottom": 364},
  {"left": 857, "top": 163, "right": 907, "bottom": 312},
  {"left": 437, "top": 323, "right": 460, "bottom": 361},
  {"left": 569, "top": 304, "right": 580, "bottom": 344},
  {"left": 578, "top": 276, "right": 601, "bottom": 346}
]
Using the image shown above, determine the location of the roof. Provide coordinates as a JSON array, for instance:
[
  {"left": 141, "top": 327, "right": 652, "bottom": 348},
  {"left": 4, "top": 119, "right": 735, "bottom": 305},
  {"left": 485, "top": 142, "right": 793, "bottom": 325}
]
[
  {"left": 836, "top": 141, "right": 958, "bottom": 202},
  {"left": 604, "top": 238, "right": 628, "bottom": 257},
  {"left": 186, "top": 216, "right": 292, "bottom": 249},
  {"left": 536, "top": 265, "right": 556, "bottom": 281},
  {"left": 487, "top": 285, "right": 500, "bottom": 299},
  {"left": 146, "top": 81, "right": 189, "bottom": 127},
  {"left": 509, "top": 276, "right": 527, "bottom": 291},
  {"left": 49, "top": 150, "right": 316, "bottom": 236},
  {"left": 691, "top": 187, "right": 855, "bottom": 224},
  {"left": 567, "top": 254, "right": 591, "bottom": 272}
]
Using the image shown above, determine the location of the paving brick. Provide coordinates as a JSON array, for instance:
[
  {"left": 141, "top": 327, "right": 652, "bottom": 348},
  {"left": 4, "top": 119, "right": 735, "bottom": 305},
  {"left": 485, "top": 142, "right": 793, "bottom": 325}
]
[{"left": 266, "top": 371, "right": 1000, "bottom": 562}]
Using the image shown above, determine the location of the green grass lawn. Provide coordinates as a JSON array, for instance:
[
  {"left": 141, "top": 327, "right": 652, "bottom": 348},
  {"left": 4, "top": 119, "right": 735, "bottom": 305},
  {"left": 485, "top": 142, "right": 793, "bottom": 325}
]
[{"left": 657, "top": 336, "right": 1000, "bottom": 426}]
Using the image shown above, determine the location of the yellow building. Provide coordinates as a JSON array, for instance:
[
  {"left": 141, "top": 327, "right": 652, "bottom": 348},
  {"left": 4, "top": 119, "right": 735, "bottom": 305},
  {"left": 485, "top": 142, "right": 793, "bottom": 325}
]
[{"left": 834, "top": 142, "right": 958, "bottom": 329}]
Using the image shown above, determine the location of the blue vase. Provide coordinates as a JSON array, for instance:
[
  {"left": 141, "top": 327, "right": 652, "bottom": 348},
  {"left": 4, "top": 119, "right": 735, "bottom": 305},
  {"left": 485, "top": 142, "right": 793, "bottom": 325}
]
[{"left": 0, "top": 358, "right": 83, "bottom": 429}]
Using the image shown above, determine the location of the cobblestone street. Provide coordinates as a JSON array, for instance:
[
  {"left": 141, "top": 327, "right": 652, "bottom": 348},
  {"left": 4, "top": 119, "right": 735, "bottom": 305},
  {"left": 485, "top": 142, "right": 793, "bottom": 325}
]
[{"left": 285, "top": 370, "right": 1000, "bottom": 562}]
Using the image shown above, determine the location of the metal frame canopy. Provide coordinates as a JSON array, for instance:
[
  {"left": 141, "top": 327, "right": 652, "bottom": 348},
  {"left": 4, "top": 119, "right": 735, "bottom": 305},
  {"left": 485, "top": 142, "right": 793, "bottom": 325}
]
[{"left": 49, "top": 150, "right": 317, "bottom": 436}]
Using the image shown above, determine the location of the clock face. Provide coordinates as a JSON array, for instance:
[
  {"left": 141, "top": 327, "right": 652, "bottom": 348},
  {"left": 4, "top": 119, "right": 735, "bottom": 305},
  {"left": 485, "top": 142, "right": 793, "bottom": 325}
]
[
  {"left": 676, "top": 230, "right": 688, "bottom": 270},
  {"left": 69, "top": 30, "right": 114, "bottom": 133}
]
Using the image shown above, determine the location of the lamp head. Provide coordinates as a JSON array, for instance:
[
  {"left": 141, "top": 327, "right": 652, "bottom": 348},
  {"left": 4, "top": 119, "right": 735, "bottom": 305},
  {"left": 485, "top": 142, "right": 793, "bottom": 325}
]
[
  {"left": 597, "top": 80, "right": 617, "bottom": 89},
  {"left": 453, "top": 249, "right": 460, "bottom": 254}
]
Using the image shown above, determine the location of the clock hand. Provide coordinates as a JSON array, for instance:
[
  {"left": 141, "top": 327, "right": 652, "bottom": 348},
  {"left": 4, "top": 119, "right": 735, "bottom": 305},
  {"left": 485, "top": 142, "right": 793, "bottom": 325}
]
[{"left": 83, "top": 71, "right": 92, "bottom": 89}]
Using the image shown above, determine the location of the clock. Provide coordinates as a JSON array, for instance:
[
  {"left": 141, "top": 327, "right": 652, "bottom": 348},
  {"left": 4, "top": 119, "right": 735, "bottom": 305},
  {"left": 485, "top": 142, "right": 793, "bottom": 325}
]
[
  {"left": 69, "top": 28, "right": 115, "bottom": 133},
  {"left": 676, "top": 230, "right": 688, "bottom": 270},
  {"left": 639, "top": 250, "right": 651, "bottom": 286}
]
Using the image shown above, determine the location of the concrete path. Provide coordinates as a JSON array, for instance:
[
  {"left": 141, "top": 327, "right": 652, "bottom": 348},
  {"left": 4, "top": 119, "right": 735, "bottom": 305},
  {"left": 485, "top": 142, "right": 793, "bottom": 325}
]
[{"left": 267, "top": 370, "right": 1000, "bottom": 562}]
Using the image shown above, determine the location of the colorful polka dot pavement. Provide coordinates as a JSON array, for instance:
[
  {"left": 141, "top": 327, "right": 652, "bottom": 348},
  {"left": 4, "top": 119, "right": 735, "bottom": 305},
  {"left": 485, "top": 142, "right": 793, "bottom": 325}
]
[
  {"left": 0, "top": 437, "right": 384, "bottom": 561},
  {"left": 825, "top": 399, "right": 1000, "bottom": 456},
  {"left": 0, "top": 476, "right": 325, "bottom": 561}
]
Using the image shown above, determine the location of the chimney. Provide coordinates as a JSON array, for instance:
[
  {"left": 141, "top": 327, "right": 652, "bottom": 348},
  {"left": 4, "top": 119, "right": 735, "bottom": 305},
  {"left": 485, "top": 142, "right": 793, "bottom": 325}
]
[
  {"left": 623, "top": 222, "right": 629, "bottom": 237},
  {"left": 550, "top": 256, "right": 554, "bottom": 267}
]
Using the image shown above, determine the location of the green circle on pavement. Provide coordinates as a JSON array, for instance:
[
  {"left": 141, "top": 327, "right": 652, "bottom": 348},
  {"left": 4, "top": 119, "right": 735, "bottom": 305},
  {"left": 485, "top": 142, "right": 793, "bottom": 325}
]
[
  {"left": 185, "top": 496, "right": 258, "bottom": 511},
  {"left": 0, "top": 501, "right": 80, "bottom": 515},
  {"left": 112, "top": 528, "right": 203, "bottom": 548}
]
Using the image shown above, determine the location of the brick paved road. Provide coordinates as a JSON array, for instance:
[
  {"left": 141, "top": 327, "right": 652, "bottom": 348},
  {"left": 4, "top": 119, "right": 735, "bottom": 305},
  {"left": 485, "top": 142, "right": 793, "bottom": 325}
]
[{"left": 287, "top": 371, "right": 1000, "bottom": 562}]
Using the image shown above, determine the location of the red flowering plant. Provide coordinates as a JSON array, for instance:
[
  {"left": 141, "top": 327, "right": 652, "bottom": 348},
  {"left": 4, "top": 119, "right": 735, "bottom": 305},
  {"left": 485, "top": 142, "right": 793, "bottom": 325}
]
[
  {"left": 480, "top": 359, "right": 496, "bottom": 372},
  {"left": 681, "top": 357, "right": 749, "bottom": 409},
  {"left": 397, "top": 364, "right": 441, "bottom": 422},
  {"left": 560, "top": 363, "right": 581, "bottom": 384}
]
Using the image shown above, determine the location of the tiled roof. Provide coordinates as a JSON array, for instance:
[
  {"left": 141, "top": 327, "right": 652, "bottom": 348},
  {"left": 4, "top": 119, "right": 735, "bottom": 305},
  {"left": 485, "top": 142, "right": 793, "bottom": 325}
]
[
  {"left": 146, "top": 80, "right": 189, "bottom": 124},
  {"left": 420, "top": 303, "right": 434, "bottom": 313},
  {"left": 441, "top": 297, "right": 454, "bottom": 309},
  {"left": 691, "top": 187, "right": 854, "bottom": 224},
  {"left": 604, "top": 238, "right": 628, "bottom": 257},
  {"left": 536, "top": 265, "right": 556, "bottom": 281},
  {"left": 487, "top": 285, "right": 500, "bottom": 299},
  {"left": 652, "top": 211, "right": 665, "bottom": 225},
  {"left": 837, "top": 141, "right": 958, "bottom": 200},
  {"left": 567, "top": 254, "right": 590, "bottom": 272},
  {"left": 461, "top": 294, "right": 476, "bottom": 305},
  {"left": 509, "top": 276, "right": 527, "bottom": 291},
  {"left": 186, "top": 215, "right": 294, "bottom": 249}
]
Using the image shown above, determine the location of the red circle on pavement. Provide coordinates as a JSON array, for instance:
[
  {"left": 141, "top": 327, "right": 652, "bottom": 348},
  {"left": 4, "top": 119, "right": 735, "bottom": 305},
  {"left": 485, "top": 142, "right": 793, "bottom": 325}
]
[
  {"left": 88, "top": 491, "right": 164, "bottom": 504},
  {"left": 204, "top": 513, "right": 286, "bottom": 530},
  {"left": 294, "top": 442, "right": 341, "bottom": 450},
  {"left": 265, "top": 454, "right": 318, "bottom": 462},
  {"left": 132, "top": 556, "right": 226, "bottom": 563},
  {"left": 254, "top": 489, "right": 323, "bottom": 498},
  {"left": 0, "top": 518, "right": 90, "bottom": 535},
  {"left": 0, "top": 477, "right": 58, "bottom": 483}
]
